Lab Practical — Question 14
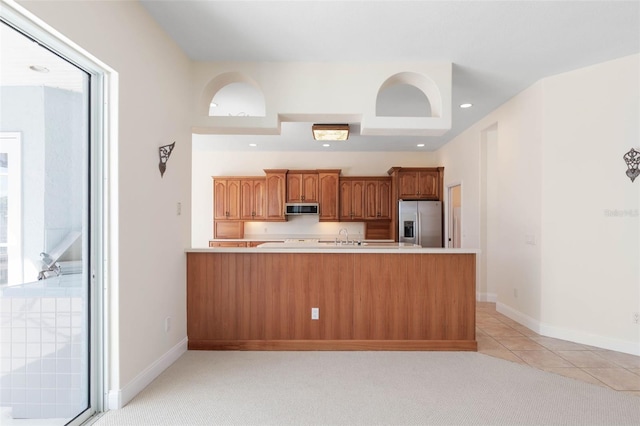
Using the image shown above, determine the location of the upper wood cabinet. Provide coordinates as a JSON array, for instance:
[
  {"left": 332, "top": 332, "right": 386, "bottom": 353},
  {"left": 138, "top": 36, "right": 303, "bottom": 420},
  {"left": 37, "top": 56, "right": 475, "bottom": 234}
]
[
  {"left": 213, "top": 178, "right": 241, "bottom": 220},
  {"left": 339, "top": 179, "right": 365, "bottom": 221},
  {"left": 317, "top": 170, "right": 341, "bottom": 221},
  {"left": 364, "top": 178, "right": 392, "bottom": 220},
  {"left": 264, "top": 169, "right": 287, "bottom": 221},
  {"left": 287, "top": 171, "right": 318, "bottom": 202},
  {"left": 396, "top": 169, "right": 441, "bottom": 200},
  {"left": 240, "top": 179, "right": 266, "bottom": 221},
  {"left": 340, "top": 177, "right": 390, "bottom": 221}
]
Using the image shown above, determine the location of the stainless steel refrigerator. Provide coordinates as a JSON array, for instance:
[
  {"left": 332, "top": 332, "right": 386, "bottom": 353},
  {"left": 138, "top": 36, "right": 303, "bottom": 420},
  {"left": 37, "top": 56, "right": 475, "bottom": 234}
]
[{"left": 398, "top": 200, "right": 442, "bottom": 247}]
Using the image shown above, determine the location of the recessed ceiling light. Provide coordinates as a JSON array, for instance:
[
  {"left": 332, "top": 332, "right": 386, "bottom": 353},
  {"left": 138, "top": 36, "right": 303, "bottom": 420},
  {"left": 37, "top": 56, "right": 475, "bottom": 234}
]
[
  {"left": 29, "top": 65, "right": 49, "bottom": 73},
  {"left": 417, "top": 144, "right": 425, "bottom": 147},
  {"left": 459, "top": 103, "right": 473, "bottom": 109},
  {"left": 322, "top": 144, "right": 331, "bottom": 147},
  {"left": 249, "top": 143, "right": 257, "bottom": 147},
  {"left": 210, "top": 102, "right": 218, "bottom": 107}
]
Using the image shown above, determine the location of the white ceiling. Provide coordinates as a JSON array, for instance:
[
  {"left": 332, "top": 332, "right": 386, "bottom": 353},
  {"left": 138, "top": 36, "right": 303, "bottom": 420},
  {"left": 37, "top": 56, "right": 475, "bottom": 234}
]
[
  {"left": 3, "top": 2, "right": 638, "bottom": 152},
  {"left": 141, "top": 0, "right": 639, "bottom": 151}
]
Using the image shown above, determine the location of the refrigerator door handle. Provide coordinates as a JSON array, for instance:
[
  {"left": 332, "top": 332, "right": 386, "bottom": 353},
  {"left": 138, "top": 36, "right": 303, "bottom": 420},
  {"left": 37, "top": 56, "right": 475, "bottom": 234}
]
[{"left": 416, "top": 212, "right": 421, "bottom": 246}]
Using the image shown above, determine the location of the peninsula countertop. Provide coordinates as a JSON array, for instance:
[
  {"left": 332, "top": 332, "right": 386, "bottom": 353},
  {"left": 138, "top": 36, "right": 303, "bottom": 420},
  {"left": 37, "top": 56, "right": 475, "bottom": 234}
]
[{"left": 187, "top": 244, "right": 479, "bottom": 254}]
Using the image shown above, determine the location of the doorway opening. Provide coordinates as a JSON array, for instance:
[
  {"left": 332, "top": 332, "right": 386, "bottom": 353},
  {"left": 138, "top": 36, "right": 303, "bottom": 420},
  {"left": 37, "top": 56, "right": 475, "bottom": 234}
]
[{"left": 447, "top": 184, "right": 462, "bottom": 248}]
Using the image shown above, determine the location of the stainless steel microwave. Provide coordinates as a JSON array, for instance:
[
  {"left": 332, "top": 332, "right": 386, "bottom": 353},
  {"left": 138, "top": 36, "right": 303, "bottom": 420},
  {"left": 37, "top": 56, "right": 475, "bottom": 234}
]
[{"left": 285, "top": 203, "right": 319, "bottom": 215}]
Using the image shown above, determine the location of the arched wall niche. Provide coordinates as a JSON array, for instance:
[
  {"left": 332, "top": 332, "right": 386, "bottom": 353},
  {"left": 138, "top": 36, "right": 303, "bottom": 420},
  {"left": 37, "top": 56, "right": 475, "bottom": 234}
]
[
  {"left": 375, "top": 72, "right": 442, "bottom": 118},
  {"left": 200, "top": 71, "right": 266, "bottom": 117}
]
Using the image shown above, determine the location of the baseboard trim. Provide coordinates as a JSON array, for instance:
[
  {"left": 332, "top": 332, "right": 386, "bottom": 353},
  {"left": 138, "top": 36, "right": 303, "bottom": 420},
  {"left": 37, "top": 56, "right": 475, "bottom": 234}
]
[
  {"left": 188, "top": 339, "right": 478, "bottom": 351},
  {"left": 496, "top": 302, "right": 640, "bottom": 356},
  {"left": 108, "top": 337, "right": 188, "bottom": 410},
  {"left": 476, "top": 292, "right": 497, "bottom": 302}
]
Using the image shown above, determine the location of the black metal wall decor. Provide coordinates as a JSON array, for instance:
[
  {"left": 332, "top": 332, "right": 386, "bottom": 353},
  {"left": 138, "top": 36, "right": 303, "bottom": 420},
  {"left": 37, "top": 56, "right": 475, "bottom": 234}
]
[
  {"left": 158, "top": 141, "right": 176, "bottom": 178},
  {"left": 623, "top": 147, "right": 639, "bottom": 182}
]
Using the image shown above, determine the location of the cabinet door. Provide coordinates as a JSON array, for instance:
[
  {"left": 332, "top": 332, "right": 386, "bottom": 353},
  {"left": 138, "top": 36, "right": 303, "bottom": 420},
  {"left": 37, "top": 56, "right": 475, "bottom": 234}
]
[
  {"left": 252, "top": 179, "right": 266, "bottom": 220},
  {"left": 364, "top": 180, "right": 379, "bottom": 220},
  {"left": 398, "top": 171, "right": 419, "bottom": 198},
  {"left": 377, "top": 179, "right": 392, "bottom": 219},
  {"left": 226, "top": 180, "right": 241, "bottom": 219},
  {"left": 351, "top": 180, "right": 365, "bottom": 220},
  {"left": 213, "top": 180, "right": 228, "bottom": 220},
  {"left": 339, "top": 181, "right": 352, "bottom": 220},
  {"left": 418, "top": 171, "right": 439, "bottom": 199},
  {"left": 213, "top": 179, "right": 240, "bottom": 220},
  {"left": 286, "top": 173, "right": 303, "bottom": 202},
  {"left": 302, "top": 173, "right": 318, "bottom": 202},
  {"left": 265, "top": 172, "right": 286, "bottom": 220},
  {"left": 240, "top": 180, "right": 254, "bottom": 220},
  {"left": 318, "top": 172, "right": 339, "bottom": 221}
]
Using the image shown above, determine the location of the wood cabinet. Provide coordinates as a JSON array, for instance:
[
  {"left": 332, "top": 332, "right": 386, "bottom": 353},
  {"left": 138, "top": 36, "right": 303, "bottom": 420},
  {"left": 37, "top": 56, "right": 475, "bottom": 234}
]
[
  {"left": 397, "top": 169, "right": 440, "bottom": 200},
  {"left": 240, "top": 179, "right": 266, "bottom": 220},
  {"left": 209, "top": 241, "right": 247, "bottom": 248},
  {"left": 365, "top": 221, "right": 392, "bottom": 240},
  {"left": 213, "top": 178, "right": 241, "bottom": 220},
  {"left": 287, "top": 171, "right": 318, "bottom": 202},
  {"left": 339, "top": 179, "right": 365, "bottom": 221},
  {"left": 213, "top": 221, "right": 244, "bottom": 239},
  {"left": 364, "top": 178, "right": 392, "bottom": 220},
  {"left": 264, "top": 169, "right": 287, "bottom": 221},
  {"left": 317, "top": 170, "right": 340, "bottom": 221},
  {"left": 340, "top": 177, "right": 391, "bottom": 221}
]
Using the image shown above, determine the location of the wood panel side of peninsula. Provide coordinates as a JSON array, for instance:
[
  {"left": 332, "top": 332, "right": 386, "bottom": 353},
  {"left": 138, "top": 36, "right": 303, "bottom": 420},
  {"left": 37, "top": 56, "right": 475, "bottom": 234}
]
[{"left": 186, "top": 252, "right": 477, "bottom": 351}]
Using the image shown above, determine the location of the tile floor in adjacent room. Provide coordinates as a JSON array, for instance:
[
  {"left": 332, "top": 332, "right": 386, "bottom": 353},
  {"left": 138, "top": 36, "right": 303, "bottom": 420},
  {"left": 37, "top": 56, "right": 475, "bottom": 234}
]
[{"left": 476, "top": 302, "right": 640, "bottom": 398}]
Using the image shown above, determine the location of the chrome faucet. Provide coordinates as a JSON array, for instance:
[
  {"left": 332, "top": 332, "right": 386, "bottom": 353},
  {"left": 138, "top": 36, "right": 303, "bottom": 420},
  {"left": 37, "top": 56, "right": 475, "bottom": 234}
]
[{"left": 339, "top": 228, "right": 349, "bottom": 245}]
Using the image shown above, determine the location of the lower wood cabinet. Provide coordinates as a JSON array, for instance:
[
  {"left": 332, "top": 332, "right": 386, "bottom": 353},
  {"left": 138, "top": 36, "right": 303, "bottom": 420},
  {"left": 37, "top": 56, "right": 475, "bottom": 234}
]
[
  {"left": 187, "top": 252, "right": 476, "bottom": 350},
  {"left": 209, "top": 241, "right": 247, "bottom": 248}
]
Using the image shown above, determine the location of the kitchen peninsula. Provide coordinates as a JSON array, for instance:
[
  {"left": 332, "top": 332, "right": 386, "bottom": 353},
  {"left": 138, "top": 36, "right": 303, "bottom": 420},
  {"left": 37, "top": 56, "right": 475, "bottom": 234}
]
[{"left": 186, "top": 245, "right": 477, "bottom": 351}]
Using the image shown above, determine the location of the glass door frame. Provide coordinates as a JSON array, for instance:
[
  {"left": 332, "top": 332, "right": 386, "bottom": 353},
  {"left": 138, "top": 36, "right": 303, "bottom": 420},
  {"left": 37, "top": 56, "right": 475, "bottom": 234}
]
[{"left": 1, "top": 1, "right": 116, "bottom": 424}]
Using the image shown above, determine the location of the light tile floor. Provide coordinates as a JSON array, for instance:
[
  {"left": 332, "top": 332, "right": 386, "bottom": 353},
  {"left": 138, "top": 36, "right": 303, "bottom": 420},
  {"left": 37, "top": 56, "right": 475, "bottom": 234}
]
[{"left": 476, "top": 302, "right": 640, "bottom": 398}]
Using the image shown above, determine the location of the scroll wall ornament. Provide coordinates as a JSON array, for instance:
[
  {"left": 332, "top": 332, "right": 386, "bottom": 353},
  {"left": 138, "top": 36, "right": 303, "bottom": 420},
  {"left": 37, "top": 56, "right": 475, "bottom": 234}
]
[
  {"left": 158, "top": 142, "right": 176, "bottom": 178},
  {"left": 623, "top": 147, "right": 639, "bottom": 182}
]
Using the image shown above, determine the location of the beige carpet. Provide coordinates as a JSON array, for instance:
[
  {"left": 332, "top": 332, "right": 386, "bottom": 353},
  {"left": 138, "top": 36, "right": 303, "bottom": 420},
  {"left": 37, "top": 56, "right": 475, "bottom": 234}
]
[{"left": 94, "top": 351, "right": 640, "bottom": 425}]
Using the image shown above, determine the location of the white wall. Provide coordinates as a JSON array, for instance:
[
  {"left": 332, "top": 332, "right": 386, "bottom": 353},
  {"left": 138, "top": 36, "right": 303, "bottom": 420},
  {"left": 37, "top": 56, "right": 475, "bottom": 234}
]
[
  {"left": 539, "top": 54, "right": 639, "bottom": 353},
  {"left": 191, "top": 139, "right": 436, "bottom": 247},
  {"left": 436, "top": 54, "right": 639, "bottom": 354},
  {"left": 20, "top": 0, "right": 193, "bottom": 404}
]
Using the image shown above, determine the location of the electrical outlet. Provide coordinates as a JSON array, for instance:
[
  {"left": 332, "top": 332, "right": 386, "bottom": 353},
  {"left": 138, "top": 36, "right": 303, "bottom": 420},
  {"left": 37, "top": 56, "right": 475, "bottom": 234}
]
[
  {"left": 311, "top": 307, "right": 319, "bottom": 320},
  {"left": 633, "top": 312, "right": 640, "bottom": 325},
  {"left": 176, "top": 202, "right": 182, "bottom": 216},
  {"left": 165, "top": 316, "right": 171, "bottom": 332}
]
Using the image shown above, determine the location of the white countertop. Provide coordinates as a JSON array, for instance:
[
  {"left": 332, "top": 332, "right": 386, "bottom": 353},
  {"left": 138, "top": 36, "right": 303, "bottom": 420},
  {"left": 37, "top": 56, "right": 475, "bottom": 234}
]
[{"left": 187, "top": 245, "right": 479, "bottom": 254}]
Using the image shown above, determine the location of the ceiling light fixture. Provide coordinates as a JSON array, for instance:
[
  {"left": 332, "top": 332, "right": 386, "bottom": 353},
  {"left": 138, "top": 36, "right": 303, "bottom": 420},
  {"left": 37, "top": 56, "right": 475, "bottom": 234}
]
[
  {"left": 210, "top": 102, "right": 218, "bottom": 107},
  {"left": 312, "top": 123, "right": 349, "bottom": 141},
  {"left": 417, "top": 144, "right": 425, "bottom": 147},
  {"left": 249, "top": 143, "right": 257, "bottom": 147},
  {"left": 459, "top": 103, "right": 473, "bottom": 109},
  {"left": 322, "top": 144, "right": 331, "bottom": 147}
]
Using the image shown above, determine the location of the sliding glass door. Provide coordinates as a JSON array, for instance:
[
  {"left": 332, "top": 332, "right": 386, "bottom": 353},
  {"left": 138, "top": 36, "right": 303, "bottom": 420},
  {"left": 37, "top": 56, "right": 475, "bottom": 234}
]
[{"left": 0, "top": 19, "right": 98, "bottom": 425}]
